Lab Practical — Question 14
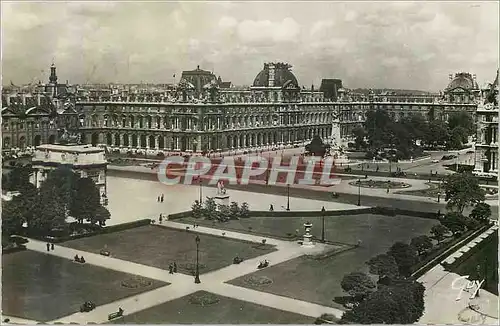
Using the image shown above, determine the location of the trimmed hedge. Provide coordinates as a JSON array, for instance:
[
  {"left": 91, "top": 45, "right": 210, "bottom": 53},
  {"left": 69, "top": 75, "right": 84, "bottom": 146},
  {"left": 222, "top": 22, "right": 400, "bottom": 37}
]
[
  {"left": 169, "top": 207, "right": 439, "bottom": 220},
  {"left": 30, "top": 219, "right": 152, "bottom": 243},
  {"left": 2, "top": 244, "right": 27, "bottom": 255}
]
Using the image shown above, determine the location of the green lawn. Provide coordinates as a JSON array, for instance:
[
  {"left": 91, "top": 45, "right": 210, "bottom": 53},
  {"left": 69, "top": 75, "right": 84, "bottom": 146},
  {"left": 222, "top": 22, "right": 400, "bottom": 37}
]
[
  {"left": 220, "top": 214, "right": 438, "bottom": 308},
  {"left": 63, "top": 225, "right": 276, "bottom": 275},
  {"left": 109, "top": 291, "right": 314, "bottom": 324},
  {"left": 1, "top": 250, "right": 167, "bottom": 322}
]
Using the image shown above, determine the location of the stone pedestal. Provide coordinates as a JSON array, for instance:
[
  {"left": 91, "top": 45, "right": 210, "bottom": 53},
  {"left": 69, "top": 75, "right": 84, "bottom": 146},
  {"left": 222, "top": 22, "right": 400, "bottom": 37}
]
[
  {"left": 214, "top": 194, "right": 230, "bottom": 210},
  {"left": 302, "top": 222, "right": 315, "bottom": 248}
]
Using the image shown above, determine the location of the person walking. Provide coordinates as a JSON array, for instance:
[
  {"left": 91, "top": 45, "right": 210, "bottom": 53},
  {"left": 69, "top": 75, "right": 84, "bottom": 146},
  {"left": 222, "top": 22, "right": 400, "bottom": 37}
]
[
  {"left": 173, "top": 262, "right": 177, "bottom": 273},
  {"left": 159, "top": 214, "right": 163, "bottom": 224},
  {"left": 46, "top": 243, "right": 50, "bottom": 252},
  {"left": 157, "top": 196, "right": 160, "bottom": 202},
  {"left": 169, "top": 264, "right": 173, "bottom": 274},
  {"left": 51, "top": 243, "right": 54, "bottom": 250},
  {"left": 161, "top": 194, "right": 164, "bottom": 203}
]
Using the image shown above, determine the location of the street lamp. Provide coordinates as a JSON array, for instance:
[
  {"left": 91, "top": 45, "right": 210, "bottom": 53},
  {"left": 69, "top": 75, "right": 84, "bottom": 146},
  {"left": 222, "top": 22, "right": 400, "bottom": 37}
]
[
  {"left": 286, "top": 184, "right": 290, "bottom": 211},
  {"left": 357, "top": 178, "right": 361, "bottom": 206},
  {"left": 199, "top": 177, "right": 203, "bottom": 204},
  {"left": 321, "top": 206, "right": 326, "bottom": 242},
  {"left": 194, "top": 235, "right": 201, "bottom": 284}
]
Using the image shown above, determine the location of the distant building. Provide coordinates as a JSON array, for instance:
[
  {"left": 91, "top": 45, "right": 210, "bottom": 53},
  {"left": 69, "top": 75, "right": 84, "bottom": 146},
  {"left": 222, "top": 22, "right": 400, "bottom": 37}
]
[
  {"left": 474, "top": 70, "right": 498, "bottom": 179},
  {"left": 31, "top": 143, "right": 109, "bottom": 205},
  {"left": 320, "top": 79, "right": 343, "bottom": 101}
]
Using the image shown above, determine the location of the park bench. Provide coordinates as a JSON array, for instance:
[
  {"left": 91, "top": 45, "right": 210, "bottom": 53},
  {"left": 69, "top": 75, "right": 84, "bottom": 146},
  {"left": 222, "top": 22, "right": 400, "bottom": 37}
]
[{"left": 108, "top": 308, "right": 124, "bottom": 321}]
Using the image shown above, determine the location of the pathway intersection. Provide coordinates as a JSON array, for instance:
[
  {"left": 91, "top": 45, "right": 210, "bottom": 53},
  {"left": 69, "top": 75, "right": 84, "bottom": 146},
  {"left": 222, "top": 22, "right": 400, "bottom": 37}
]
[{"left": 14, "top": 222, "right": 345, "bottom": 324}]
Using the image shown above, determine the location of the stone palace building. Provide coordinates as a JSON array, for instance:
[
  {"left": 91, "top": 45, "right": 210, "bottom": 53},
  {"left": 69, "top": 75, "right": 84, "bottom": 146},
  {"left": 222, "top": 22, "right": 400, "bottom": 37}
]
[{"left": 1, "top": 62, "right": 495, "bottom": 157}]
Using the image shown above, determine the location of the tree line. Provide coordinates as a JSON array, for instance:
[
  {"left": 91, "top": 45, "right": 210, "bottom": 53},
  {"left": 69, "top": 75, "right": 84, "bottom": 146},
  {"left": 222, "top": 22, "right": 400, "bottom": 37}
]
[
  {"left": 351, "top": 110, "right": 476, "bottom": 160},
  {"left": 2, "top": 166, "right": 110, "bottom": 242}
]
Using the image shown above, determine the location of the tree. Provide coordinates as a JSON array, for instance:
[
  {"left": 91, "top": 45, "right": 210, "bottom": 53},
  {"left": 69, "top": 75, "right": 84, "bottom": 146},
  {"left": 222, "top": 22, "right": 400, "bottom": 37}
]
[
  {"left": 191, "top": 200, "right": 203, "bottom": 219},
  {"left": 229, "top": 201, "right": 240, "bottom": 219},
  {"left": 425, "top": 120, "right": 449, "bottom": 148},
  {"left": 341, "top": 272, "right": 376, "bottom": 302},
  {"left": 3, "top": 166, "right": 32, "bottom": 191},
  {"left": 341, "top": 280, "right": 425, "bottom": 324},
  {"left": 41, "top": 166, "right": 79, "bottom": 214},
  {"left": 31, "top": 187, "right": 67, "bottom": 235},
  {"left": 364, "top": 109, "right": 393, "bottom": 151},
  {"left": 470, "top": 202, "right": 491, "bottom": 222},
  {"left": 388, "top": 242, "right": 419, "bottom": 277},
  {"left": 239, "top": 202, "right": 250, "bottom": 218},
  {"left": 444, "top": 172, "right": 485, "bottom": 213},
  {"left": 305, "top": 135, "right": 329, "bottom": 157},
  {"left": 448, "top": 126, "right": 468, "bottom": 149},
  {"left": 430, "top": 224, "right": 449, "bottom": 244},
  {"left": 70, "top": 178, "right": 101, "bottom": 224},
  {"left": 93, "top": 205, "right": 110, "bottom": 226},
  {"left": 410, "top": 235, "right": 433, "bottom": 256},
  {"left": 441, "top": 212, "right": 467, "bottom": 236},
  {"left": 366, "top": 254, "right": 400, "bottom": 280},
  {"left": 351, "top": 126, "right": 367, "bottom": 149},
  {"left": 203, "top": 197, "right": 218, "bottom": 220},
  {"left": 2, "top": 197, "right": 25, "bottom": 237},
  {"left": 217, "top": 204, "right": 230, "bottom": 222},
  {"left": 448, "top": 112, "right": 475, "bottom": 136}
]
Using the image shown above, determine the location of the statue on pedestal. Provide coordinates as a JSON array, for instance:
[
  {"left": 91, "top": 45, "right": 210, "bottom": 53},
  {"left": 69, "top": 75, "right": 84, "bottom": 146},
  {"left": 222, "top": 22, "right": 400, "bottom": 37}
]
[{"left": 217, "top": 180, "right": 227, "bottom": 195}]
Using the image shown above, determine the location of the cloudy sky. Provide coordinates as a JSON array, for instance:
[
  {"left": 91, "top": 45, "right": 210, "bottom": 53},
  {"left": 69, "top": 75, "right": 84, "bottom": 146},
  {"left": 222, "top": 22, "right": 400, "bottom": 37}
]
[{"left": 2, "top": 1, "right": 498, "bottom": 91}]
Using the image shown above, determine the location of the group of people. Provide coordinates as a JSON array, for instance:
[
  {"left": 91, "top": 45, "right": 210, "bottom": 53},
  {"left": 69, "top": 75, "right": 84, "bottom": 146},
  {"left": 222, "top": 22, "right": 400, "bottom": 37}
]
[
  {"left": 46, "top": 243, "right": 54, "bottom": 251},
  {"left": 74, "top": 255, "right": 86, "bottom": 263},
  {"left": 157, "top": 194, "right": 165, "bottom": 202},
  {"left": 168, "top": 262, "right": 178, "bottom": 274},
  {"left": 257, "top": 260, "right": 270, "bottom": 269}
]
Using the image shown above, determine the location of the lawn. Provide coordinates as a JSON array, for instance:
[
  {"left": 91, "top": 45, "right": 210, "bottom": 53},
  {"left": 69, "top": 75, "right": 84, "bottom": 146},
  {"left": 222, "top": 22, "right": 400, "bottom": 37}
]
[
  {"left": 1, "top": 250, "right": 167, "bottom": 322},
  {"left": 221, "top": 214, "right": 438, "bottom": 308},
  {"left": 63, "top": 225, "right": 276, "bottom": 275},
  {"left": 109, "top": 290, "right": 314, "bottom": 324},
  {"left": 395, "top": 182, "right": 441, "bottom": 198}
]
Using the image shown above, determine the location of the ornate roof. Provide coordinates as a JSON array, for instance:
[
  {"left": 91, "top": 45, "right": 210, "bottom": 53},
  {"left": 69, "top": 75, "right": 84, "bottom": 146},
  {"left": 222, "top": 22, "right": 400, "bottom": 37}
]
[
  {"left": 252, "top": 62, "right": 299, "bottom": 88},
  {"left": 446, "top": 72, "right": 479, "bottom": 91}
]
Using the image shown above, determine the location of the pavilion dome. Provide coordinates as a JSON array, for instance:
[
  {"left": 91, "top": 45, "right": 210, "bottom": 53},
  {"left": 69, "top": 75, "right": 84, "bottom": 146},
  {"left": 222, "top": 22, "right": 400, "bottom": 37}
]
[
  {"left": 252, "top": 62, "right": 299, "bottom": 87},
  {"left": 446, "top": 72, "right": 478, "bottom": 91}
]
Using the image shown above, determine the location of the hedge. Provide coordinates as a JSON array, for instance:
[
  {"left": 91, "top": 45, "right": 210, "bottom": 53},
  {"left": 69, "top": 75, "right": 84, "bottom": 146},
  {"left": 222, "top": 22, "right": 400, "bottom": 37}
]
[{"left": 30, "top": 219, "right": 152, "bottom": 243}]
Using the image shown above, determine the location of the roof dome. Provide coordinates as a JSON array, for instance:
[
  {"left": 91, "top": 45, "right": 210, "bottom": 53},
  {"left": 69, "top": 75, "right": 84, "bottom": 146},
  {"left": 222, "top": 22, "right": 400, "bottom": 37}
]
[
  {"left": 252, "top": 62, "right": 299, "bottom": 88},
  {"left": 446, "top": 72, "right": 478, "bottom": 91}
]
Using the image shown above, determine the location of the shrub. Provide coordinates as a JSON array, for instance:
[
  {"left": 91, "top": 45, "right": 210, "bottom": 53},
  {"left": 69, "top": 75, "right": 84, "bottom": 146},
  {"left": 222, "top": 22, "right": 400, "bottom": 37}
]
[{"left": 239, "top": 202, "right": 250, "bottom": 218}]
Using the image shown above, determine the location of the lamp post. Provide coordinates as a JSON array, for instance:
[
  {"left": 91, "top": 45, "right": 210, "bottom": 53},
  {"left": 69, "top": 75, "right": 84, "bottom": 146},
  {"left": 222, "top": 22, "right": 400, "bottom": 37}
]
[
  {"left": 199, "top": 177, "right": 203, "bottom": 204},
  {"left": 357, "top": 178, "right": 361, "bottom": 206},
  {"left": 321, "top": 206, "right": 326, "bottom": 242},
  {"left": 194, "top": 235, "right": 201, "bottom": 284},
  {"left": 286, "top": 184, "right": 290, "bottom": 211}
]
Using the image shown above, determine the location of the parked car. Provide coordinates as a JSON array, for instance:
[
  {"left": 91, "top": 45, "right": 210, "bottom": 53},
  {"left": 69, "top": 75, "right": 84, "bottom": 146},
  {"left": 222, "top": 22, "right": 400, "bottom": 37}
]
[
  {"left": 80, "top": 301, "right": 96, "bottom": 313},
  {"left": 431, "top": 159, "right": 440, "bottom": 163},
  {"left": 441, "top": 154, "right": 457, "bottom": 161}
]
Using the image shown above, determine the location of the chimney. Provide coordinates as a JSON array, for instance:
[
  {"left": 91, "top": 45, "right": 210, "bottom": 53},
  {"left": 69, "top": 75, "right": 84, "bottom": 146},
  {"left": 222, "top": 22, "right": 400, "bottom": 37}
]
[{"left": 268, "top": 63, "right": 275, "bottom": 87}]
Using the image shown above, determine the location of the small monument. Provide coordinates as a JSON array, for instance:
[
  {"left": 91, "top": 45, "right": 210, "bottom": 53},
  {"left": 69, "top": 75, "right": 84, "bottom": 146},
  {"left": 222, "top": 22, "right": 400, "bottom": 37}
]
[
  {"left": 213, "top": 180, "right": 230, "bottom": 209},
  {"left": 301, "top": 221, "right": 315, "bottom": 248}
]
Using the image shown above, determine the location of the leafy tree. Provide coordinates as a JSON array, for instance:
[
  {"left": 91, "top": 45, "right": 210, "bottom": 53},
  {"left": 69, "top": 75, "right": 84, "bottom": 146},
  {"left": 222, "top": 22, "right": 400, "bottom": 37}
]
[
  {"left": 70, "top": 178, "right": 101, "bottom": 224},
  {"left": 425, "top": 120, "right": 449, "bottom": 147},
  {"left": 239, "top": 202, "right": 250, "bottom": 218},
  {"left": 441, "top": 212, "right": 467, "bottom": 236},
  {"left": 41, "top": 166, "right": 79, "bottom": 214},
  {"left": 430, "top": 224, "right": 449, "bottom": 244},
  {"left": 366, "top": 254, "right": 400, "bottom": 280},
  {"left": 93, "top": 205, "right": 110, "bottom": 226},
  {"left": 448, "top": 112, "right": 475, "bottom": 136},
  {"left": 341, "top": 272, "right": 376, "bottom": 302},
  {"left": 217, "top": 204, "right": 231, "bottom": 222},
  {"left": 444, "top": 172, "right": 485, "bottom": 213},
  {"left": 31, "top": 187, "right": 67, "bottom": 235},
  {"left": 364, "top": 109, "right": 393, "bottom": 151},
  {"left": 470, "top": 202, "right": 491, "bottom": 222},
  {"left": 341, "top": 280, "right": 425, "bottom": 324},
  {"left": 2, "top": 197, "right": 25, "bottom": 237},
  {"left": 305, "top": 135, "right": 329, "bottom": 157},
  {"left": 388, "top": 242, "right": 419, "bottom": 277},
  {"left": 410, "top": 235, "right": 433, "bottom": 256},
  {"left": 203, "top": 197, "right": 218, "bottom": 220},
  {"left": 448, "top": 126, "right": 468, "bottom": 149},
  {"left": 351, "top": 126, "right": 367, "bottom": 149},
  {"left": 229, "top": 201, "right": 240, "bottom": 219},
  {"left": 3, "top": 166, "right": 32, "bottom": 191},
  {"left": 191, "top": 200, "right": 203, "bottom": 219}
]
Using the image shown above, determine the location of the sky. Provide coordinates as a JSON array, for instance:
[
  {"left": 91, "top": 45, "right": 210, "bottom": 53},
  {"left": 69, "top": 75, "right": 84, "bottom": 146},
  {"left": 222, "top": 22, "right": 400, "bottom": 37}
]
[{"left": 2, "top": 1, "right": 499, "bottom": 91}]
